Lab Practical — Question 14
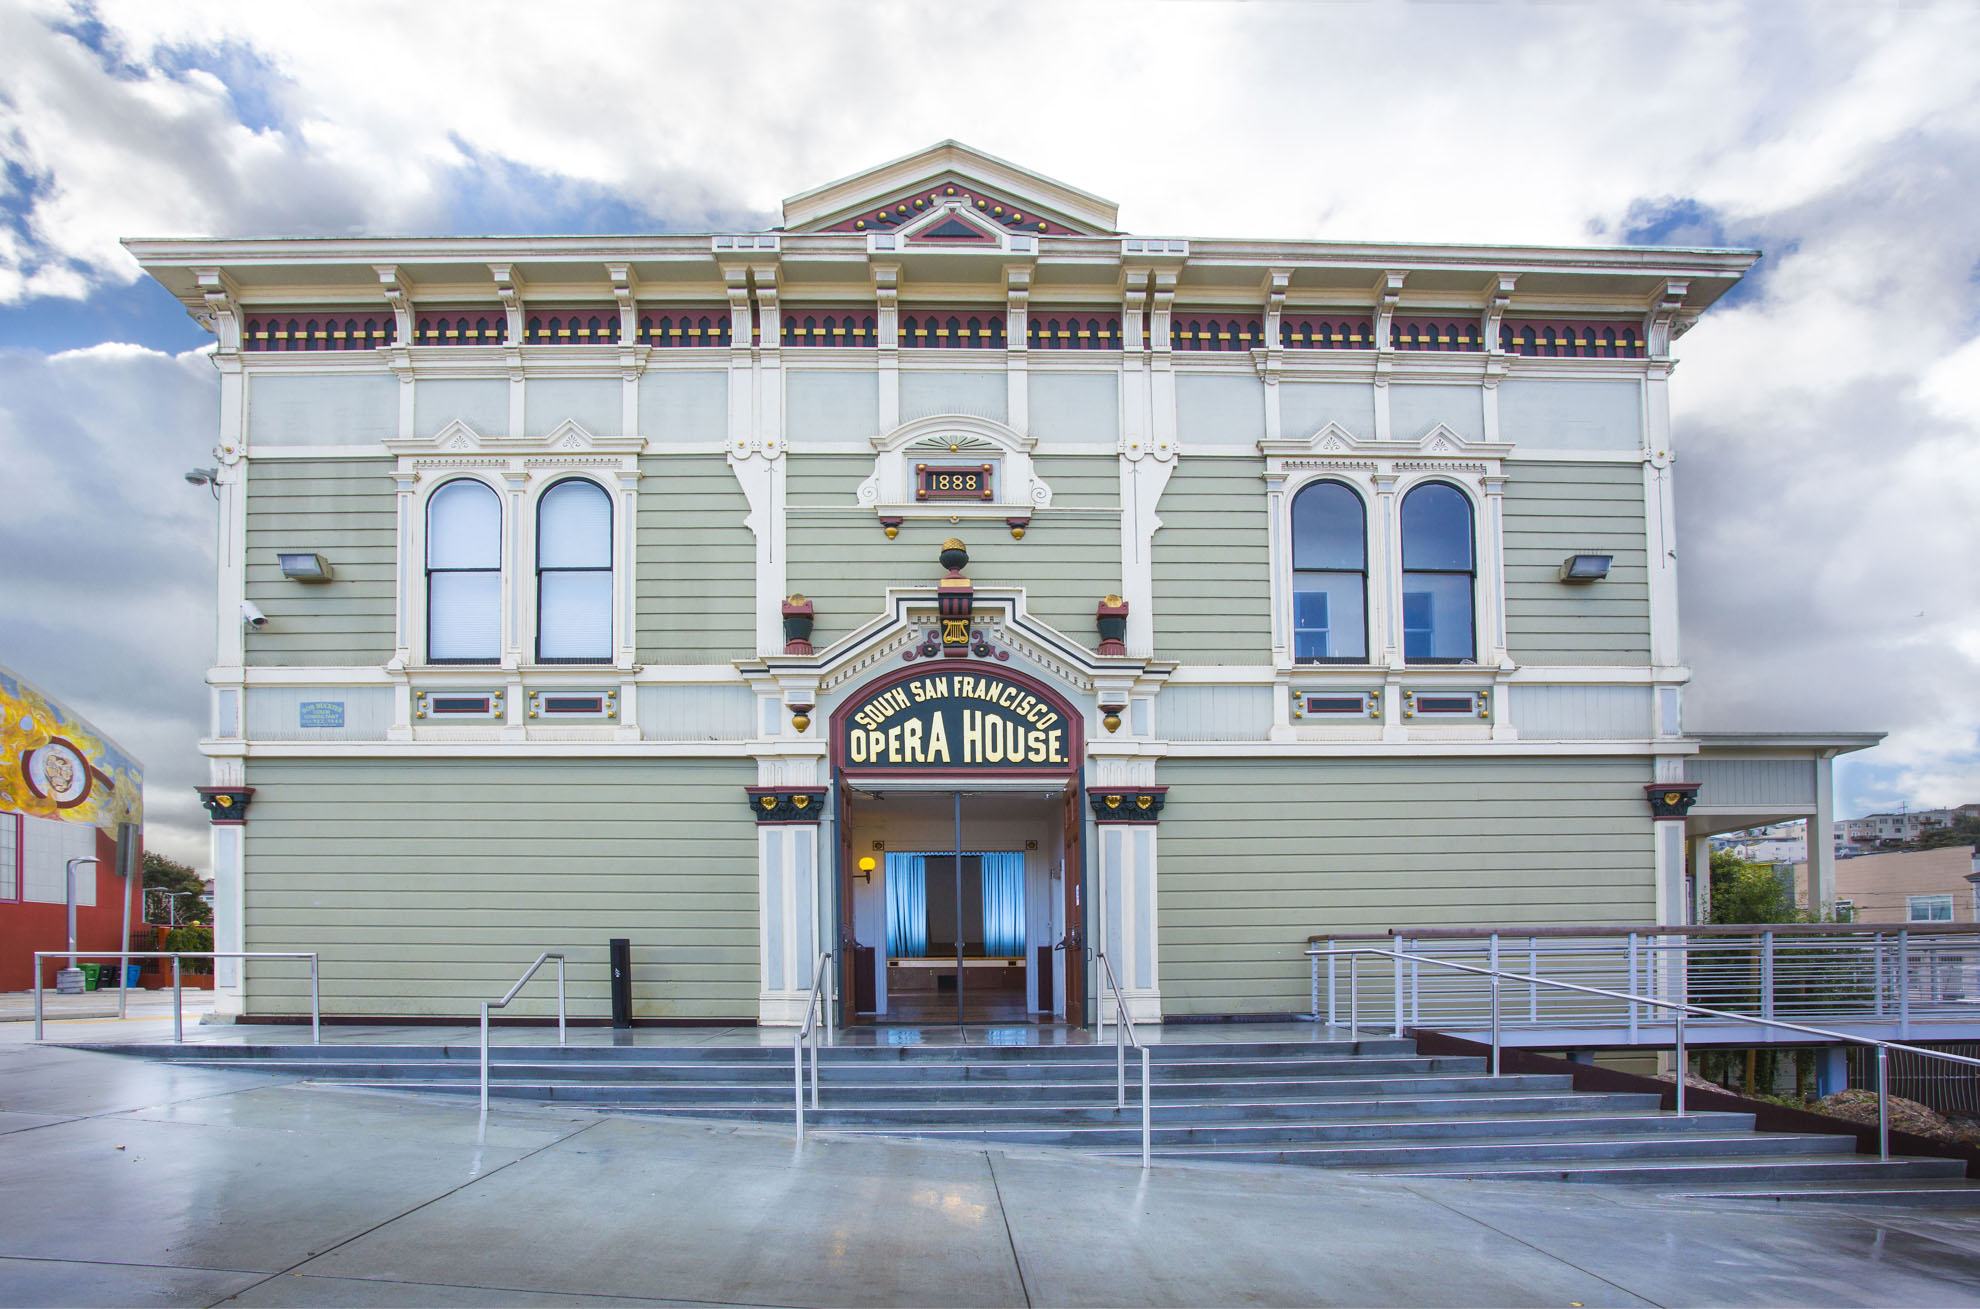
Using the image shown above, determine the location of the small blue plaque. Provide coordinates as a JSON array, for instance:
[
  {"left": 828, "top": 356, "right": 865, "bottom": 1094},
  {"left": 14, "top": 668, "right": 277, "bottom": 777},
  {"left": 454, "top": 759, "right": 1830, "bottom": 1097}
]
[{"left": 299, "top": 701, "right": 345, "bottom": 729}]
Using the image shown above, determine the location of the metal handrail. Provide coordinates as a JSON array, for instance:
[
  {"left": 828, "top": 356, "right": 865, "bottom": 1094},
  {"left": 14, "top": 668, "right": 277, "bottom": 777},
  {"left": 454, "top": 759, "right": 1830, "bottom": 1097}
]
[
  {"left": 794, "top": 951, "right": 833, "bottom": 1141},
  {"left": 1095, "top": 951, "right": 1152, "bottom": 1169},
  {"left": 34, "top": 950, "right": 319, "bottom": 1045},
  {"left": 1311, "top": 922, "right": 1980, "bottom": 940},
  {"left": 480, "top": 952, "right": 566, "bottom": 1116},
  {"left": 1310, "top": 943, "right": 1980, "bottom": 1161}
]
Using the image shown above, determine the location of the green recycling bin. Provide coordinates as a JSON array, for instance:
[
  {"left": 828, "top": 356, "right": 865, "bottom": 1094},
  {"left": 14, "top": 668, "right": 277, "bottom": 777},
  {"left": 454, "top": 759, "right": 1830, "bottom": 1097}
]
[{"left": 80, "top": 963, "right": 101, "bottom": 990}]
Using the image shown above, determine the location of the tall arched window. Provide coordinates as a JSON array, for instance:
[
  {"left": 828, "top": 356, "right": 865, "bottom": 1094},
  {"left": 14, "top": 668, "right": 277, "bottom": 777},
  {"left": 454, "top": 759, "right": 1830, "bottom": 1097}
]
[
  {"left": 1399, "top": 481, "right": 1475, "bottom": 662},
  {"left": 1290, "top": 481, "right": 1367, "bottom": 662},
  {"left": 426, "top": 479, "right": 502, "bottom": 663},
  {"left": 536, "top": 478, "right": 613, "bottom": 663}
]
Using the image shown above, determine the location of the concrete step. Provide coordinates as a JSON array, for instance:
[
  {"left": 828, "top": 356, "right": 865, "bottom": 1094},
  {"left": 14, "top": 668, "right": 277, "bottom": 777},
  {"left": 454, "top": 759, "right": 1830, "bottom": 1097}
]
[
  {"left": 114, "top": 1051, "right": 1466, "bottom": 1083},
  {"left": 1101, "top": 1131, "right": 1860, "bottom": 1169},
  {"left": 75, "top": 1037, "right": 1416, "bottom": 1065},
  {"left": 507, "top": 1089, "right": 1666, "bottom": 1125},
  {"left": 1662, "top": 1179, "right": 1980, "bottom": 1207},
  {"left": 1361, "top": 1155, "right": 1973, "bottom": 1185},
  {"left": 813, "top": 1111, "right": 1759, "bottom": 1149},
  {"left": 316, "top": 1071, "right": 1577, "bottom": 1105}
]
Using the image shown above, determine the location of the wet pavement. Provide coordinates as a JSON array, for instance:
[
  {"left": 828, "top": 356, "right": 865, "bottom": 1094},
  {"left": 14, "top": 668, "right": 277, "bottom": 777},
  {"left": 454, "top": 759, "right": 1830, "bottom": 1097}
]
[{"left": 6, "top": 1009, "right": 1980, "bottom": 1306}]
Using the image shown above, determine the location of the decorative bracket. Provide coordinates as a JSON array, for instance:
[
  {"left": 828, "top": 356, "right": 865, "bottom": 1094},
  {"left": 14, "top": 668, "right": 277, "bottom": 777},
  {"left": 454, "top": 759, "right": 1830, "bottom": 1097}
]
[
  {"left": 1644, "top": 781, "right": 1701, "bottom": 819},
  {"left": 1089, "top": 786, "right": 1167, "bottom": 823},
  {"left": 196, "top": 785, "right": 254, "bottom": 826},
  {"left": 745, "top": 787, "right": 827, "bottom": 824}
]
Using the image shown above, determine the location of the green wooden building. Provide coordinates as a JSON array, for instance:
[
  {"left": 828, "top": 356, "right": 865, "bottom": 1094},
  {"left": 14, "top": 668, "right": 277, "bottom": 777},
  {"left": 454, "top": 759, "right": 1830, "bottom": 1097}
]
[{"left": 130, "top": 142, "right": 1866, "bottom": 1027}]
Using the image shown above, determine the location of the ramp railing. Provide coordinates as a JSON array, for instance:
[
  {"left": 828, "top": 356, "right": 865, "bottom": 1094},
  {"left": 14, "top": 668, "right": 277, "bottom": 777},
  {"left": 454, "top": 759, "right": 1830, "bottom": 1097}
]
[
  {"left": 1308, "top": 924, "right": 1980, "bottom": 1043},
  {"left": 1311, "top": 941, "right": 1980, "bottom": 1161}
]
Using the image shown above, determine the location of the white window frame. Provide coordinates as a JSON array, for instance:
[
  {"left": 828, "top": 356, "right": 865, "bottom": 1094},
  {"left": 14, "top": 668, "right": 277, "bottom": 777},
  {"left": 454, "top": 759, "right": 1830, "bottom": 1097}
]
[
  {"left": 1287, "top": 478, "right": 1371, "bottom": 664},
  {"left": 422, "top": 474, "right": 506, "bottom": 666},
  {"left": 1261, "top": 423, "right": 1511, "bottom": 670},
  {"left": 387, "top": 419, "right": 641, "bottom": 672},
  {"left": 529, "top": 474, "right": 619, "bottom": 666},
  {"left": 1908, "top": 893, "right": 1954, "bottom": 923}
]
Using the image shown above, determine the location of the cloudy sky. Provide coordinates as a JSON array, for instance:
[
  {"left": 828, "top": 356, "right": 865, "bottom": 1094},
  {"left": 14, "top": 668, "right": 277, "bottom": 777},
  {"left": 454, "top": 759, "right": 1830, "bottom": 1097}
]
[{"left": 3, "top": 0, "right": 1977, "bottom": 870}]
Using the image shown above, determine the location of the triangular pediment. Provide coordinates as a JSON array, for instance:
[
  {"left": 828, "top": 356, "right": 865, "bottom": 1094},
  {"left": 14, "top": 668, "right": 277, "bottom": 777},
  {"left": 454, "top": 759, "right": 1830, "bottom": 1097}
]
[{"left": 782, "top": 141, "right": 1119, "bottom": 236}]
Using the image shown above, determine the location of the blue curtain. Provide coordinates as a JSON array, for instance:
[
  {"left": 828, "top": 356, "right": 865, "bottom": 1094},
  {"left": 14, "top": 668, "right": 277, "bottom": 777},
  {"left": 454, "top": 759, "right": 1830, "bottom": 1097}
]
[
  {"left": 980, "top": 851, "right": 1026, "bottom": 958},
  {"left": 885, "top": 853, "right": 927, "bottom": 958}
]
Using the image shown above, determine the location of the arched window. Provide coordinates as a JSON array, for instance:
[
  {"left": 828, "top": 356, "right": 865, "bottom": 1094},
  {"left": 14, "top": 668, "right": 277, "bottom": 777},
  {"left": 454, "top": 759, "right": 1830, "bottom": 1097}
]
[
  {"left": 1289, "top": 481, "right": 1368, "bottom": 662},
  {"left": 1399, "top": 482, "right": 1475, "bottom": 662},
  {"left": 426, "top": 479, "right": 502, "bottom": 663},
  {"left": 536, "top": 479, "right": 613, "bottom": 663}
]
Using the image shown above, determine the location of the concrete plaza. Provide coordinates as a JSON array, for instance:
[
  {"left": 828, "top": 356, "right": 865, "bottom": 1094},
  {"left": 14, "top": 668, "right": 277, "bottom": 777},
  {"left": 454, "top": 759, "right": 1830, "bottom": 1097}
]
[{"left": 4, "top": 1018, "right": 1980, "bottom": 1307}]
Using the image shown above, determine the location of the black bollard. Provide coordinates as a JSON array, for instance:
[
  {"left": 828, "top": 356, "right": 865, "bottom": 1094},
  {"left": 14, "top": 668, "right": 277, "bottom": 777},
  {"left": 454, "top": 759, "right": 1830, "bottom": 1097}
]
[{"left": 609, "top": 938, "right": 632, "bottom": 1028}]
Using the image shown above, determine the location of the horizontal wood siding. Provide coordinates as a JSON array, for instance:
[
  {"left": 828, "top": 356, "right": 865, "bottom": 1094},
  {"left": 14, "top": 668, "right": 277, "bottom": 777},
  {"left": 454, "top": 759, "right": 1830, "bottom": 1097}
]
[
  {"left": 785, "top": 454, "right": 1122, "bottom": 646},
  {"left": 636, "top": 455, "right": 756, "bottom": 663},
  {"left": 1156, "top": 756, "right": 1657, "bottom": 1016},
  {"left": 1684, "top": 758, "right": 1817, "bottom": 808},
  {"left": 1508, "top": 684, "right": 1655, "bottom": 740},
  {"left": 1151, "top": 457, "right": 1272, "bottom": 664},
  {"left": 1501, "top": 461, "right": 1650, "bottom": 665},
  {"left": 240, "top": 758, "right": 759, "bottom": 1020},
  {"left": 244, "top": 459, "right": 397, "bottom": 667}
]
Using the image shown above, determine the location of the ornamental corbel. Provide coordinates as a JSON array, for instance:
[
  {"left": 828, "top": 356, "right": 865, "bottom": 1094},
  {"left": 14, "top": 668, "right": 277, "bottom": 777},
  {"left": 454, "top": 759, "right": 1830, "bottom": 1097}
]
[
  {"left": 606, "top": 261, "right": 640, "bottom": 349},
  {"left": 1004, "top": 263, "right": 1031, "bottom": 350},
  {"left": 1122, "top": 273, "right": 1148, "bottom": 359},
  {"left": 1375, "top": 271, "right": 1405, "bottom": 353},
  {"left": 192, "top": 268, "right": 241, "bottom": 353},
  {"left": 1646, "top": 279, "right": 1692, "bottom": 356},
  {"left": 722, "top": 264, "right": 752, "bottom": 351},
  {"left": 1261, "top": 267, "right": 1290, "bottom": 368},
  {"left": 490, "top": 263, "right": 526, "bottom": 345},
  {"left": 1484, "top": 274, "right": 1517, "bottom": 356},
  {"left": 871, "top": 262, "right": 900, "bottom": 351}
]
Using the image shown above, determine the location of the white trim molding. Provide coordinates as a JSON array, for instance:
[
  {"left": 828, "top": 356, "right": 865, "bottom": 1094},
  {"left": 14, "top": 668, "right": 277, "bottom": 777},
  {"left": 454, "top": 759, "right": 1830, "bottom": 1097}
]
[
  {"left": 1260, "top": 423, "right": 1514, "bottom": 672},
  {"left": 856, "top": 412, "right": 1055, "bottom": 523}
]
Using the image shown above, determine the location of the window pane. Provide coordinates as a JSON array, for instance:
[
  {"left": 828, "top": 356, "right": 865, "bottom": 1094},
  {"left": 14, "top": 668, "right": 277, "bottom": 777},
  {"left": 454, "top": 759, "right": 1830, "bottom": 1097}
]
[
  {"left": 427, "top": 480, "right": 501, "bottom": 569},
  {"left": 538, "top": 480, "right": 612, "bottom": 569},
  {"left": 539, "top": 571, "right": 612, "bottom": 661},
  {"left": 1402, "top": 572, "right": 1475, "bottom": 660},
  {"left": 429, "top": 570, "right": 501, "bottom": 660},
  {"left": 1292, "top": 572, "right": 1367, "bottom": 660},
  {"left": 1400, "top": 482, "right": 1473, "bottom": 571},
  {"left": 1291, "top": 482, "right": 1365, "bottom": 570}
]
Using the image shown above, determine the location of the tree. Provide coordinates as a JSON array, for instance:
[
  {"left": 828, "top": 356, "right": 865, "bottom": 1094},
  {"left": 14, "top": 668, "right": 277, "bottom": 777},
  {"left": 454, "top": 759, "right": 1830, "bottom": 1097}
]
[
  {"left": 1707, "top": 848, "right": 1803, "bottom": 925},
  {"left": 142, "top": 851, "right": 212, "bottom": 924}
]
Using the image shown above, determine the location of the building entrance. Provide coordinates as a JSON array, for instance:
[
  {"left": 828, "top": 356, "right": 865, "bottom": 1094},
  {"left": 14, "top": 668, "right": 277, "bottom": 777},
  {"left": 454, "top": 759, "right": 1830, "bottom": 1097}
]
[{"left": 839, "top": 787, "right": 1083, "bottom": 1025}]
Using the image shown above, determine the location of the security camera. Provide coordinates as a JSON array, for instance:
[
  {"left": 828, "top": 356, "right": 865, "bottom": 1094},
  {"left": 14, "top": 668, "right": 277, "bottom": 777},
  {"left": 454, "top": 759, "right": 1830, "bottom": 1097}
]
[{"left": 240, "top": 600, "right": 268, "bottom": 629}]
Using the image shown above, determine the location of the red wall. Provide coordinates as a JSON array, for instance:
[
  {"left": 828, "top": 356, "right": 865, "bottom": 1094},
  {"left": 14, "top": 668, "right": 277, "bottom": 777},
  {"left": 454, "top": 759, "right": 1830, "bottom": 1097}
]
[{"left": 0, "top": 822, "right": 144, "bottom": 992}]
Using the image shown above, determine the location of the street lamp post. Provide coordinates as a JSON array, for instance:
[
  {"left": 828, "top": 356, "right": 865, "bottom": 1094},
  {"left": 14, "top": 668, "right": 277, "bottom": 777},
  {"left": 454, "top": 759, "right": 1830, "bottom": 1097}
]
[{"left": 57, "top": 857, "right": 101, "bottom": 994}]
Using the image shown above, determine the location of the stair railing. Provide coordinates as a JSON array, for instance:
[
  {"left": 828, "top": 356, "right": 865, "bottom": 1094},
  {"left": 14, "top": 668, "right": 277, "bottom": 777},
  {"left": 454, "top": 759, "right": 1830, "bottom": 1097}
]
[
  {"left": 33, "top": 949, "right": 319, "bottom": 1045},
  {"left": 1308, "top": 942, "right": 1980, "bottom": 1161},
  {"left": 480, "top": 952, "right": 566, "bottom": 1117},
  {"left": 794, "top": 951, "right": 832, "bottom": 1142},
  {"left": 1095, "top": 950, "right": 1152, "bottom": 1169}
]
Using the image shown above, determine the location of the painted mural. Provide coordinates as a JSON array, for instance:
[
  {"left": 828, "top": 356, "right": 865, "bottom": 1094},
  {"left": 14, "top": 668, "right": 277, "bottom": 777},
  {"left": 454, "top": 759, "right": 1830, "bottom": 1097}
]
[{"left": 0, "top": 663, "right": 142, "bottom": 831}]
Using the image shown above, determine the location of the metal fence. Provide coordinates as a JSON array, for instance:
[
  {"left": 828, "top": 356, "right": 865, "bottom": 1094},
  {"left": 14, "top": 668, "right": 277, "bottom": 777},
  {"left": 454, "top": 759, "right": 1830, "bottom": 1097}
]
[
  {"left": 1847, "top": 1041, "right": 1980, "bottom": 1117},
  {"left": 1309, "top": 925, "right": 1980, "bottom": 1044}
]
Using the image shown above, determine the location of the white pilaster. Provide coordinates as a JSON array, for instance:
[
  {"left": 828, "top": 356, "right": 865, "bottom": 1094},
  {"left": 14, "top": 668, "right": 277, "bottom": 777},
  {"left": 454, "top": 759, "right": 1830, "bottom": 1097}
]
[
  {"left": 758, "top": 820, "right": 822, "bottom": 1025},
  {"left": 1094, "top": 820, "right": 1161, "bottom": 1024},
  {"left": 1809, "top": 754, "right": 1837, "bottom": 916}
]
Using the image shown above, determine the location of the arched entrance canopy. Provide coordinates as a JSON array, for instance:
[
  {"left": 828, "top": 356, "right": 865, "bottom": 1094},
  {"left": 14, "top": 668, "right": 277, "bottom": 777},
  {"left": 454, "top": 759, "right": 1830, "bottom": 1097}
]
[{"left": 831, "top": 661, "right": 1083, "bottom": 782}]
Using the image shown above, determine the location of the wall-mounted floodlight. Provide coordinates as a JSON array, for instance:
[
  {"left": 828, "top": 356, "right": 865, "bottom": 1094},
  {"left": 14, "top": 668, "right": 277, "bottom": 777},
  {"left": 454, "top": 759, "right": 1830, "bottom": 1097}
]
[
  {"left": 277, "top": 552, "right": 334, "bottom": 582},
  {"left": 184, "top": 468, "right": 220, "bottom": 501},
  {"left": 1559, "top": 553, "right": 1613, "bottom": 583}
]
